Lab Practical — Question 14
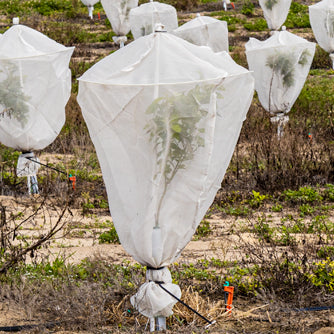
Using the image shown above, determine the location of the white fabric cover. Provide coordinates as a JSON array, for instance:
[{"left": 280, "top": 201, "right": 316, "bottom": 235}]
[
  {"left": 16, "top": 152, "right": 40, "bottom": 177},
  {"left": 245, "top": 31, "right": 315, "bottom": 115},
  {"left": 309, "top": 0, "right": 334, "bottom": 68},
  {"left": 78, "top": 32, "right": 254, "bottom": 318},
  {"left": 101, "top": 0, "right": 138, "bottom": 37},
  {"left": 0, "top": 25, "right": 73, "bottom": 151},
  {"left": 129, "top": 1, "right": 178, "bottom": 39},
  {"left": 130, "top": 267, "right": 181, "bottom": 318},
  {"left": 172, "top": 14, "right": 228, "bottom": 53},
  {"left": 81, "top": 0, "right": 99, "bottom": 6},
  {"left": 259, "top": 0, "right": 291, "bottom": 30}
]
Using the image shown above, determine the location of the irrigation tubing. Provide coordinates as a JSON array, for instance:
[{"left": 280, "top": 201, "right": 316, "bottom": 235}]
[
  {"left": 0, "top": 322, "right": 58, "bottom": 332},
  {"left": 293, "top": 305, "right": 334, "bottom": 312},
  {"left": 156, "top": 282, "right": 216, "bottom": 327}
]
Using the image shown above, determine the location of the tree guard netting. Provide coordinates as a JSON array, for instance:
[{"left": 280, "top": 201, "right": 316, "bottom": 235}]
[
  {"left": 101, "top": 0, "right": 138, "bottom": 45},
  {"left": 309, "top": 0, "right": 334, "bottom": 68},
  {"left": 245, "top": 30, "right": 315, "bottom": 117},
  {"left": 259, "top": 0, "right": 291, "bottom": 30},
  {"left": 78, "top": 32, "right": 254, "bottom": 319},
  {"left": 172, "top": 14, "right": 229, "bottom": 53},
  {"left": 0, "top": 24, "right": 73, "bottom": 152},
  {"left": 129, "top": 1, "right": 178, "bottom": 39}
]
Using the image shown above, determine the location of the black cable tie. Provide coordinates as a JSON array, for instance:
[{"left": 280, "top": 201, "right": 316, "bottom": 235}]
[{"left": 156, "top": 282, "right": 216, "bottom": 328}]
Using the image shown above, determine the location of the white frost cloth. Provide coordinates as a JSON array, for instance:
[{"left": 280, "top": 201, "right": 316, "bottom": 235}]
[
  {"left": 129, "top": 1, "right": 178, "bottom": 39},
  {"left": 309, "top": 0, "right": 334, "bottom": 68},
  {"left": 245, "top": 31, "right": 315, "bottom": 115},
  {"left": 259, "top": 0, "right": 291, "bottom": 30},
  {"left": 172, "top": 15, "right": 229, "bottom": 53},
  {"left": 78, "top": 32, "right": 254, "bottom": 318},
  {"left": 0, "top": 25, "right": 73, "bottom": 151},
  {"left": 101, "top": 0, "right": 138, "bottom": 37},
  {"left": 16, "top": 152, "right": 40, "bottom": 177}
]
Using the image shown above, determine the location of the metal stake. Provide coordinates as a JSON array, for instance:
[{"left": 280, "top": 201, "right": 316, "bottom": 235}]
[{"left": 150, "top": 316, "right": 166, "bottom": 332}]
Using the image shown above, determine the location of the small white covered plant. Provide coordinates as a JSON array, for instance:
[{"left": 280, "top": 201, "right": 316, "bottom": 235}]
[
  {"left": 309, "top": 0, "right": 334, "bottom": 68},
  {"left": 101, "top": 0, "right": 138, "bottom": 46},
  {"left": 259, "top": 0, "right": 292, "bottom": 30},
  {"left": 78, "top": 32, "right": 254, "bottom": 320},
  {"left": 0, "top": 24, "right": 74, "bottom": 152},
  {"left": 129, "top": 0, "right": 178, "bottom": 39},
  {"left": 172, "top": 14, "right": 229, "bottom": 53},
  {"left": 245, "top": 30, "right": 315, "bottom": 133}
]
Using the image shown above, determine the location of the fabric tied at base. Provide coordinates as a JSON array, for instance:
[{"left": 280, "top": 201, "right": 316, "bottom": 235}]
[
  {"left": 16, "top": 152, "right": 40, "bottom": 194},
  {"left": 112, "top": 36, "right": 127, "bottom": 47},
  {"left": 130, "top": 267, "right": 181, "bottom": 318},
  {"left": 270, "top": 113, "right": 289, "bottom": 138},
  {"left": 16, "top": 152, "right": 40, "bottom": 177},
  {"left": 330, "top": 53, "right": 334, "bottom": 70}
]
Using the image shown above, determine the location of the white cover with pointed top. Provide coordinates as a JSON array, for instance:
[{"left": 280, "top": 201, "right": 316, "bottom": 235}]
[
  {"left": 245, "top": 31, "right": 315, "bottom": 115},
  {"left": 0, "top": 25, "right": 74, "bottom": 151},
  {"left": 309, "top": 0, "right": 334, "bottom": 55},
  {"left": 259, "top": 0, "right": 292, "bottom": 30},
  {"left": 101, "top": 0, "right": 138, "bottom": 36},
  {"left": 129, "top": 1, "right": 178, "bottom": 39},
  {"left": 172, "top": 15, "right": 229, "bottom": 52},
  {"left": 78, "top": 32, "right": 254, "bottom": 318}
]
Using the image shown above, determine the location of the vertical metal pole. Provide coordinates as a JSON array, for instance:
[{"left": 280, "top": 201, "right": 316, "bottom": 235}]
[
  {"left": 88, "top": 6, "right": 93, "bottom": 19},
  {"left": 150, "top": 317, "right": 155, "bottom": 332},
  {"left": 27, "top": 176, "right": 31, "bottom": 195},
  {"left": 155, "top": 316, "right": 166, "bottom": 330},
  {"left": 150, "top": 316, "right": 166, "bottom": 331}
]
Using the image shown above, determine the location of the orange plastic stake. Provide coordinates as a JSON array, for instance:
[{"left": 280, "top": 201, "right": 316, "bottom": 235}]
[
  {"left": 69, "top": 175, "right": 76, "bottom": 190},
  {"left": 231, "top": 2, "right": 235, "bottom": 9},
  {"left": 308, "top": 132, "right": 313, "bottom": 143},
  {"left": 224, "top": 286, "right": 234, "bottom": 314},
  {"left": 98, "top": 12, "right": 101, "bottom": 20}
]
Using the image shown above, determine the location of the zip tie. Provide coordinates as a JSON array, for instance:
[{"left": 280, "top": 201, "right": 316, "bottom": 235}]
[{"left": 156, "top": 282, "right": 216, "bottom": 328}]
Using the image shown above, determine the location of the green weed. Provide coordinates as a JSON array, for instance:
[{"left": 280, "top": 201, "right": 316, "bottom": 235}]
[
  {"left": 271, "top": 203, "right": 283, "bottom": 212},
  {"left": 308, "top": 258, "right": 334, "bottom": 291},
  {"left": 283, "top": 186, "right": 323, "bottom": 205},
  {"left": 194, "top": 220, "right": 212, "bottom": 240},
  {"left": 243, "top": 18, "right": 267, "bottom": 31},
  {"left": 285, "top": 2, "right": 310, "bottom": 29},
  {"left": 241, "top": 0, "right": 254, "bottom": 16},
  {"left": 253, "top": 219, "right": 274, "bottom": 243},
  {"left": 317, "top": 246, "right": 334, "bottom": 259},
  {"left": 299, "top": 203, "right": 315, "bottom": 217},
  {"left": 248, "top": 190, "right": 267, "bottom": 208},
  {"left": 98, "top": 224, "right": 120, "bottom": 244}
]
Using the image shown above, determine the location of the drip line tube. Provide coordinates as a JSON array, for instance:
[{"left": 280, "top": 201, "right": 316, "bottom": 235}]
[{"left": 156, "top": 282, "right": 216, "bottom": 328}]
